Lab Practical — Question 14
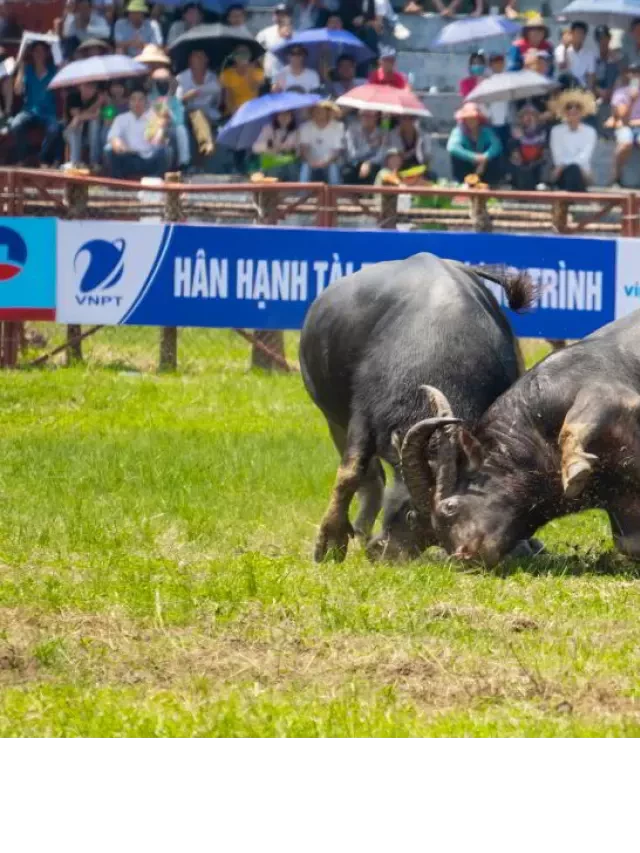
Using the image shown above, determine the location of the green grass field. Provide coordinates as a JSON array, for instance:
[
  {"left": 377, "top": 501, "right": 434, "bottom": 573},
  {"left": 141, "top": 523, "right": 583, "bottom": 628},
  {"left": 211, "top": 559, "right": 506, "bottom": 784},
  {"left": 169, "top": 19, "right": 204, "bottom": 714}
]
[{"left": 0, "top": 327, "right": 639, "bottom": 736}]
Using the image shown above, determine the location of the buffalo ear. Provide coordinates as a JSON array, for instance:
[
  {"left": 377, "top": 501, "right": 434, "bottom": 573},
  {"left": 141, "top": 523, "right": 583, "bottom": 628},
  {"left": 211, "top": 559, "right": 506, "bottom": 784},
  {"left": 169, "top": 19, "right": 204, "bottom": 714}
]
[{"left": 459, "top": 429, "right": 484, "bottom": 472}]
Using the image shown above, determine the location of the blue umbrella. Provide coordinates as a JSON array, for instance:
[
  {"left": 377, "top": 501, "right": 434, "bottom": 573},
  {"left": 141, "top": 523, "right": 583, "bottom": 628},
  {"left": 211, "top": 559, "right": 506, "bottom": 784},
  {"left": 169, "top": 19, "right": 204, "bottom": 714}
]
[
  {"left": 270, "top": 28, "right": 375, "bottom": 69},
  {"left": 217, "top": 91, "right": 322, "bottom": 149},
  {"left": 48, "top": 54, "right": 148, "bottom": 89},
  {"left": 433, "top": 15, "right": 521, "bottom": 48},
  {"left": 559, "top": 0, "right": 640, "bottom": 26}
]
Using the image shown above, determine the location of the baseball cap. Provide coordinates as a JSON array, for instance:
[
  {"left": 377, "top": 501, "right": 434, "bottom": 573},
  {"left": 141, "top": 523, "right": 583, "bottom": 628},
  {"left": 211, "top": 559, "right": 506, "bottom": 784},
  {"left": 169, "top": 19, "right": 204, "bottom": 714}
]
[{"left": 379, "top": 45, "right": 397, "bottom": 59}]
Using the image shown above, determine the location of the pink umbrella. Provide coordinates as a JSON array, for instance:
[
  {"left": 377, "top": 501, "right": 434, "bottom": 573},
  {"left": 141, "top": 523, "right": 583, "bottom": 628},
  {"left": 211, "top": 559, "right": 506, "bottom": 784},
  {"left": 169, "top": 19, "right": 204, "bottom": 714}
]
[{"left": 336, "top": 84, "right": 431, "bottom": 118}]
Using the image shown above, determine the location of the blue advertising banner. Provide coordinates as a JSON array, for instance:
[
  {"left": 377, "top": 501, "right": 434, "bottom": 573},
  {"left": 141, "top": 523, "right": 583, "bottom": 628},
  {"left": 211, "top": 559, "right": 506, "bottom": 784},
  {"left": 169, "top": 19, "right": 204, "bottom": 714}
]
[
  {"left": 57, "top": 221, "right": 618, "bottom": 338},
  {"left": 0, "top": 217, "right": 56, "bottom": 319}
]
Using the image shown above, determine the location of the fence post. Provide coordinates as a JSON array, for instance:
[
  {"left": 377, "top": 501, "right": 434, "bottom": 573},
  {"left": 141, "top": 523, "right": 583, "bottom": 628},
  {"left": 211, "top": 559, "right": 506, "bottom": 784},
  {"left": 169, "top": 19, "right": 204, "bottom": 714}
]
[
  {"left": 64, "top": 174, "right": 90, "bottom": 364},
  {"left": 551, "top": 198, "right": 569, "bottom": 233},
  {"left": 251, "top": 185, "right": 286, "bottom": 372},
  {"left": 159, "top": 172, "right": 183, "bottom": 372},
  {"left": 379, "top": 191, "right": 398, "bottom": 230},
  {"left": 470, "top": 193, "right": 492, "bottom": 232}
]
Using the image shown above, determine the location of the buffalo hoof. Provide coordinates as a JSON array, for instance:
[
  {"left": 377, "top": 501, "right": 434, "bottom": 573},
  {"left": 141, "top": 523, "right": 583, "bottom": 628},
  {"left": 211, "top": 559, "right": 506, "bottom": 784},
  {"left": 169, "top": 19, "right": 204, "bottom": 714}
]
[
  {"left": 509, "top": 538, "right": 546, "bottom": 559},
  {"left": 314, "top": 519, "right": 354, "bottom": 562}
]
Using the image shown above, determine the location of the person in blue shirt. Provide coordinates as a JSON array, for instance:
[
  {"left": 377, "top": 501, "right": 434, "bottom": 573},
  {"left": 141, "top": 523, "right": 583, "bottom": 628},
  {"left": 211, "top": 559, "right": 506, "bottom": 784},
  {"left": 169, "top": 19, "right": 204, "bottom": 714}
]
[
  {"left": 446, "top": 101, "right": 504, "bottom": 186},
  {"left": 2, "top": 41, "right": 62, "bottom": 164}
]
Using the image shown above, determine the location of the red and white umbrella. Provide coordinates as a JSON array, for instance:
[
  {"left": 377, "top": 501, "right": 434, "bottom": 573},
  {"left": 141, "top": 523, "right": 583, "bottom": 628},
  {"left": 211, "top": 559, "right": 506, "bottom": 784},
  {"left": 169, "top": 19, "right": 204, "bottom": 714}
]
[{"left": 336, "top": 84, "right": 431, "bottom": 118}]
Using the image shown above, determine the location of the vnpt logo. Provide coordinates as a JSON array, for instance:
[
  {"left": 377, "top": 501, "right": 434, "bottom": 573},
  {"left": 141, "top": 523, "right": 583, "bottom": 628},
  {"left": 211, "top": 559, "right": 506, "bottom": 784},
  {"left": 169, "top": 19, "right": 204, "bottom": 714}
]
[
  {"left": 0, "top": 226, "right": 27, "bottom": 282},
  {"left": 74, "top": 238, "right": 125, "bottom": 306}
]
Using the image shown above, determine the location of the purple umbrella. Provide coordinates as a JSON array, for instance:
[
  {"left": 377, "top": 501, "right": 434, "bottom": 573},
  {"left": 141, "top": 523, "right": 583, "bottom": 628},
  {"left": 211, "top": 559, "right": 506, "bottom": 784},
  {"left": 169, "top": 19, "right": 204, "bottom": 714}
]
[
  {"left": 271, "top": 28, "right": 375, "bottom": 69},
  {"left": 217, "top": 91, "right": 321, "bottom": 149},
  {"left": 48, "top": 54, "right": 148, "bottom": 89},
  {"left": 432, "top": 15, "right": 521, "bottom": 48}
]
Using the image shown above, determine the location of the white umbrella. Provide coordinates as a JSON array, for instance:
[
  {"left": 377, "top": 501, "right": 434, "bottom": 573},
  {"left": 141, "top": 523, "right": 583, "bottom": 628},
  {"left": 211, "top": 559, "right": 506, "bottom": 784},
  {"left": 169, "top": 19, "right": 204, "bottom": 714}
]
[
  {"left": 432, "top": 15, "right": 521, "bottom": 48},
  {"left": 559, "top": 0, "right": 640, "bottom": 26},
  {"left": 466, "top": 70, "right": 557, "bottom": 104}
]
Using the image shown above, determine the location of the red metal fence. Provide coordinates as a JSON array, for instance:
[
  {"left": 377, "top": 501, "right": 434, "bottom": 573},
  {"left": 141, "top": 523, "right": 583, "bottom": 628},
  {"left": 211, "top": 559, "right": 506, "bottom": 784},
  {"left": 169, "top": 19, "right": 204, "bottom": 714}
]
[{"left": 1, "top": 166, "right": 638, "bottom": 369}]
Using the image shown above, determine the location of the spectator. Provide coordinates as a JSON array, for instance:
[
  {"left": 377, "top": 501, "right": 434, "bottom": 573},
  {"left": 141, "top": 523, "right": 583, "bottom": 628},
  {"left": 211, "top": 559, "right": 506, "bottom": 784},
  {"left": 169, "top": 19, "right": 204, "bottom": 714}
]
[
  {"left": 105, "top": 86, "right": 169, "bottom": 178},
  {"left": 431, "top": 0, "right": 482, "bottom": 19},
  {"left": 100, "top": 78, "right": 130, "bottom": 148},
  {"left": 594, "top": 25, "right": 621, "bottom": 109},
  {"left": 220, "top": 45, "right": 264, "bottom": 115},
  {"left": 368, "top": 46, "right": 407, "bottom": 89},
  {"left": 327, "top": 53, "right": 366, "bottom": 97},
  {"left": 555, "top": 21, "right": 596, "bottom": 88},
  {"left": 64, "top": 81, "right": 105, "bottom": 167},
  {"left": 62, "top": 0, "right": 110, "bottom": 42},
  {"left": 509, "top": 104, "right": 547, "bottom": 190},
  {"left": 135, "top": 43, "right": 172, "bottom": 73},
  {"left": 256, "top": 4, "right": 292, "bottom": 82},
  {"left": 343, "top": 109, "right": 386, "bottom": 182},
  {"left": 252, "top": 109, "right": 300, "bottom": 179},
  {"left": 176, "top": 49, "right": 221, "bottom": 156},
  {"left": 149, "top": 67, "right": 190, "bottom": 169},
  {"left": 389, "top": 114, "right": 431, "bottom": 171},
  {"left": 508, "top": 14, "right": 553, "bottom": 73},
  {"left": 446, "top": 101, "right": 503, "bottom": 186},
  {"left": 74, "top": 37, "right": 111, "bottom": 59},
  {"left": 292, "top": 0, "right": 324, "bottom": 31},
  {"left": 299, "top": 99, "right": 344, "bottom": 184},
  {"left": 1, "top": 42, "right": 62, "bottom": 166},
  {"left": 485, "top": 51, "right": 509, "bottom": 149},
  {"left": 459, "top": 50, "right": 485, "bottom": 98},
  {"left": 549, "top": 89, "right": 596, "bottom": 192},
  {"left": 224, "top": 4, "right": 252, "bottom": 38},
  {"left": 167, "top": 3, "right": 204, "bottom": 48},
  {"left": 338, "top": 0, "right": 383, "bottom": 58},
  {"left": 517, "top": 49, "right": 554, "bottom": 123},
  {"left": 373, "top": 146, "right": 406, "bottom": 186},
  {"left": 610, "top": 65, "right": 640, "bottom": 185},
  {"left": 622, "top": 17, "right": 640, "bottom": 69},
  {"left": 326, "top": 12, "right": 343, "bottom": 30},
  {"left": 115, "top": 0, "right": 163, "bottom": 58},
  {"left": 274, "top": 45, "right": 321, "bottom": 93}
]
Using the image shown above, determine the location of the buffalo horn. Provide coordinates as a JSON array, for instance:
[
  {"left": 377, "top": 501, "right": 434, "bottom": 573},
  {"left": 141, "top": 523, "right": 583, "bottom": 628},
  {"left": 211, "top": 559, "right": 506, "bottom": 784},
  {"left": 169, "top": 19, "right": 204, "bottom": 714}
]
[{"left": 401, "top": 384, "right": 461, "bottom": 515}]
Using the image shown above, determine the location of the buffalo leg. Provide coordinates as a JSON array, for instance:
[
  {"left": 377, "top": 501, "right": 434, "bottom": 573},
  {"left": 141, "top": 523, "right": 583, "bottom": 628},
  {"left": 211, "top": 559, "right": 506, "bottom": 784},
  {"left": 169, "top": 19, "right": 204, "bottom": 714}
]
[
  {"left": 315, "top": 417, "right": 373, "bottom": 562},
  {"left": 353, "top": 459, "right": 385, "bottom": 540},
  {"left": 608, "top": 496, "right": 640, "bottom": 559}
]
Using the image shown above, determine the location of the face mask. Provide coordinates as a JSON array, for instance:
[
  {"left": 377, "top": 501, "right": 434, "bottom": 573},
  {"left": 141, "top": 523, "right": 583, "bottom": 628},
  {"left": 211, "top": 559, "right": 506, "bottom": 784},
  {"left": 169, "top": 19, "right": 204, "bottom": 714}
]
[
  {"left": 155, "top": 81, "right": 170, "bottom": 95},
  {"left": 470, "top": 64, "right": 485, "bottom": 76}
]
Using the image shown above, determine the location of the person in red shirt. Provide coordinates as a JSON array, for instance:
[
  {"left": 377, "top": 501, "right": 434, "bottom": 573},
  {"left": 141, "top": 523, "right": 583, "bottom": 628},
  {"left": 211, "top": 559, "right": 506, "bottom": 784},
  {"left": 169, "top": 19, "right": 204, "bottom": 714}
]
[
  {"left": 367, "top": 46, "right": 408, "bottom": 89},
  {"left": 459, "top": 50, "right": 486, "bottom": 98}
]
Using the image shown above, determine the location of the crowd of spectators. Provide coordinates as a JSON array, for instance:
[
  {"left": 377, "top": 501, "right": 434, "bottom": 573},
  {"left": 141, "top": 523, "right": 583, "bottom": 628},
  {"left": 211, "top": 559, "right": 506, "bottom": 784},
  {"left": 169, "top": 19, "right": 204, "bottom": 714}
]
[
  {"left": 1, "top": 1, "right": 640, "bottom": 191},
  {"left": 450, "top": 14, "right": 640, "bottom": 191}
]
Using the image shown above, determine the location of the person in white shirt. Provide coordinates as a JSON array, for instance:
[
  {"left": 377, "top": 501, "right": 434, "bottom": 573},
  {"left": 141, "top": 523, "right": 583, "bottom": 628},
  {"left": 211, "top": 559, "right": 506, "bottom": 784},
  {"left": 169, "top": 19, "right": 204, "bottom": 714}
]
[
  {"left": 176, "top": 49, "right": 221, "bottom": 122},
  {"left": 63, "top": 0, "right": 110, "bottom": 42},
  {"left": 223, "top": 4, "right": 253, "bottom": 38},
  {"left": 275, "top": 45, "right": 321, "bottom": 93},
  {"left": 114, "top": 0, "right": 163, "bottom": 58},
  {"left": 105, "top": 87, "right": 170, "bottom": 178},
  {"left": 167, "top": 2, "right": 204, "bottom": 47},
  {"left": 555, "top": 20, "right": 597, "bottom": 88},
  {"left": 299, "top": 100, "right": 344, "bottom": 184},
  {"left": 549, "top": 88, "right": 597, "bottom": 192},
  {"left": 256, "top": 5, "right": 292, "bottom": 83}
]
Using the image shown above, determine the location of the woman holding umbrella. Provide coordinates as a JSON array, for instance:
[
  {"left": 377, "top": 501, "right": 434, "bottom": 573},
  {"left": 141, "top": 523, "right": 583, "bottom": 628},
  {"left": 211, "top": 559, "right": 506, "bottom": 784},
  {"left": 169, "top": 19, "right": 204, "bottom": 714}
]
[
  {"left": 252, "top": 108, "right": 300, "bottom": 180},
  {"left": 274, "top": 45, "right": 321, "bottom": 94},
  {"left": 1, "top": 41, "right": 62, "bottom": 166},
  {"left": 446, "top": 101, "right": 503, "bottom": 186}
]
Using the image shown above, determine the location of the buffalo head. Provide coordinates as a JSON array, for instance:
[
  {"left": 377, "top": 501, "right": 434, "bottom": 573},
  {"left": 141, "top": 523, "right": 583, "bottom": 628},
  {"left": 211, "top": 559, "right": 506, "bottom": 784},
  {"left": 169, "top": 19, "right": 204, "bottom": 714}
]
[{"left": 400, "top": 386, "right": 544, "bottom": 567}]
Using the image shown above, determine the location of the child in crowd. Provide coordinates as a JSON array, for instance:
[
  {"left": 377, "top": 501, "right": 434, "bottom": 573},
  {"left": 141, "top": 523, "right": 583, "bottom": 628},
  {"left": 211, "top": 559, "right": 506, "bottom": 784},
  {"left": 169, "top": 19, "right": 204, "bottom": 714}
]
[{"left": 459, "top": 50, "right": 485, "bottom": 98}]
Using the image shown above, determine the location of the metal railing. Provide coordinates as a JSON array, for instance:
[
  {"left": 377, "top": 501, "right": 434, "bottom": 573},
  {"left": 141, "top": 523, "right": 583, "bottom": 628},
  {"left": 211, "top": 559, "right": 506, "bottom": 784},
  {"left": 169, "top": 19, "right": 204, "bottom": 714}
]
[{"left": 0, "top": 167, "right": 638, "bottom": 368}]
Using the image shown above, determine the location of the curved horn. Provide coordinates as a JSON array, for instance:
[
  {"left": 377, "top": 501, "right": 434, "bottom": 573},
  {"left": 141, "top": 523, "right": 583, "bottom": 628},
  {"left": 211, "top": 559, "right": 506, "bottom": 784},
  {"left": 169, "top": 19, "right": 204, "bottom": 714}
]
[{"left": 401, "top": 384, "right": 461, "bottom": 516}]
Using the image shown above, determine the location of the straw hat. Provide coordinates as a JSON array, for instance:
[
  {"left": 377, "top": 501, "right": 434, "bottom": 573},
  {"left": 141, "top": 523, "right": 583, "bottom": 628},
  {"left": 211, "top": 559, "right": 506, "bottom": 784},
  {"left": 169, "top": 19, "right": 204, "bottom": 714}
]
[
  {"left": 76, "top": 37, "right": 110, "bottom": 54},
  {"left": 127, "top": 0, "right": 148, "bottom": 13},
  {"left": 551, "top": 88, "right": 597, "bottom": 119},
  {"left": 135, "top": 44, "right": 171, "bottom": 65},
  {"left": 521, "top": 11, "right": 549, "bottom": 38},
  {"left": 454, "top": 101, "right": 487, "bottom": 123},
  {"left": 315, "top": 99, "right": 341, "bottom": 115}
]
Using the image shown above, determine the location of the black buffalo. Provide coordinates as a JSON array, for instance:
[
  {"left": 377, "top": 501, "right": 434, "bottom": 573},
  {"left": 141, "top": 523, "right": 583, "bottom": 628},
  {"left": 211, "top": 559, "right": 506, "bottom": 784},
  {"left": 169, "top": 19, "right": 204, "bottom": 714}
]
[
  {"left": 400, "top": 309, "right": 640, "bottom": 566},
  {"left": 299, "top": 252, "right": 533, "bottom": 562}
]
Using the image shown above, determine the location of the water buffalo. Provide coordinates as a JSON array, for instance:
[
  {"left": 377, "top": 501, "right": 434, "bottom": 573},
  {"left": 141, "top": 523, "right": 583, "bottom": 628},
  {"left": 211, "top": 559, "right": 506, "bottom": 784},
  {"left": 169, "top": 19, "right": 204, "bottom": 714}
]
[
  {"left": 299, "top": 252, "right": 534, "bottom": 562},
  {"left": 400, "top": 309, "right": 640, "bottom": 566}
]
